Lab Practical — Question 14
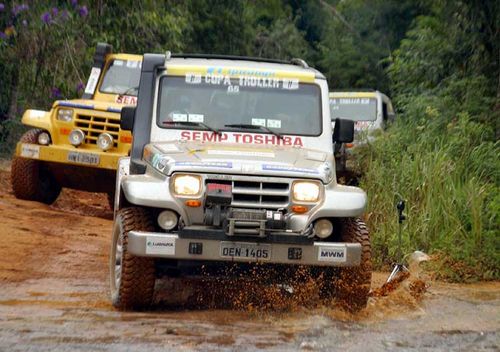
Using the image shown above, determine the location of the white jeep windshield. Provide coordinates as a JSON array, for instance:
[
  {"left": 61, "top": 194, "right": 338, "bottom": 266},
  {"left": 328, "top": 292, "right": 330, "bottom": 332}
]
[
  {"left": 330, "top": 97, "right": 377, "bottom": 121},
  {"left": 99, "top": 59, "right": 142, "bottom": 96},
  {"left": 157, "top": 76, "right": 322, "bottom": 136}
]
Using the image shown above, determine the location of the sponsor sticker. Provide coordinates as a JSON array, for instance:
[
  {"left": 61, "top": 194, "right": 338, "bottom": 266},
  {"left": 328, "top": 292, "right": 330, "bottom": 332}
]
[
  {"left": 84, "top": 67, "right": 101, "bottom": 95},
  {"left": 146, "top": 236, "right": 175, "bottom": 255},
  {"left": 251, "top": 118, "right": 266, "bottom": 127},
  {"left": 282, "top": 78, "right": 299, "bottom": 90},
  {"left": 186, "top": 73, "right": 202, "bottom": 84},
  {"left": 20, "top": 144, "right": 40, "bottom": 159},
  {"left": 318, "top": 246, "right": 346, "bottom": 262},
  {"left": 172, "top": 113, "right": 188, "bottom": 122},
  {"left": 188, "top": 114, "right": 204, "bottom": 123},
  {"left": 267, "top": 119, "right": 281, "bottom": 128}
]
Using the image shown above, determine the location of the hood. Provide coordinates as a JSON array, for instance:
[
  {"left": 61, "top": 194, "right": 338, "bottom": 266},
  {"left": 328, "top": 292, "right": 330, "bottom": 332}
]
[
  {"left": 145, "top": 140, "right": 334, "bottom": 183},
  {"left": 52, "top": 98, "right": 130, "bottom": 114}
]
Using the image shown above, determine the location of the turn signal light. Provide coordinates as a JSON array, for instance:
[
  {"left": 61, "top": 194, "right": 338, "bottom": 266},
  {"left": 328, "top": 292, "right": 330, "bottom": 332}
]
[
  {"left": 292, "top": 205, "right": 308, "bottom": 213},
  {"left": 185, "top": 199, "right": 201, "bottom": 207}
]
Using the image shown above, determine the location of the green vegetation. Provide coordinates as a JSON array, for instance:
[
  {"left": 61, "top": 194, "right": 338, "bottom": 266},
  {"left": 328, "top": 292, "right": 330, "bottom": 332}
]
[{"left": 1, "top": 1, "right": 498, "bottom": 280}]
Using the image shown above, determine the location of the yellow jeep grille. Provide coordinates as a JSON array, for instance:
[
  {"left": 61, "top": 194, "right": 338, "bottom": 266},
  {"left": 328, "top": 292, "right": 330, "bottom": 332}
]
[{"left": 74, "top": 113, "right": 120, "bottom": 147}]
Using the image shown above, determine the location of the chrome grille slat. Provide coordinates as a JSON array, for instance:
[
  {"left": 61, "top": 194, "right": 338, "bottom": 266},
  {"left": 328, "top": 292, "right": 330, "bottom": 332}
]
[
  {"left": 206, "top": 176, "right": 291, "bottom": 209},
  {"left": 74, "top": 113, "right": 120, "bottom": 147}
]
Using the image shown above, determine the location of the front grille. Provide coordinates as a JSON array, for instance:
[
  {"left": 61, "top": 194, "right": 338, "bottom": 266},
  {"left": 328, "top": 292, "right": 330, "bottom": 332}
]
[
  {"left": 206, "top": 177, "right": 290, "bottom": 209},
  {"left": 74, "top": 113, "right": 120, "bottom": 147}
]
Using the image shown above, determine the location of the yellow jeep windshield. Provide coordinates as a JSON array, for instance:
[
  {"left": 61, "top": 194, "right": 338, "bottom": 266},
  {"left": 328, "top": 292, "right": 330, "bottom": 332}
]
[
  {"left": 157, "top": 76, "right": 322, "bottom": 136},
  {"left": 99, "top": 59, "right": 142, "bottom": 96}
]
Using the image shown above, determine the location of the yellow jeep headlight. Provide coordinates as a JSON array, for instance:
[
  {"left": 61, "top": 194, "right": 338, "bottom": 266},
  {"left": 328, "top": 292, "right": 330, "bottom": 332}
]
[
  {"left": 173, "top": 174, "right": 202, "bottom": 196},
  {"left": 292, "top": 181, "right": 320, "bottom": 202},
  {"left": 57, "top": 109, "right": 73, "bottom": 122}
]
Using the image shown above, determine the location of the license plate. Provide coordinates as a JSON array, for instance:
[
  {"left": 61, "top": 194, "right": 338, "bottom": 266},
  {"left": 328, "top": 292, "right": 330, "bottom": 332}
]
[
  {"left": 67, "top": 151, "right": 100, "bottom": 165},
  {"left": 220, "top": 242, "right": 271, "bottom": 261}
]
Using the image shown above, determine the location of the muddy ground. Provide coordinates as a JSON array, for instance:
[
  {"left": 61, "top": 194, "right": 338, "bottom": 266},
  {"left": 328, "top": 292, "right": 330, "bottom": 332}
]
[{"left": 0, "top": 161, "right": 498, "bottom": 351}]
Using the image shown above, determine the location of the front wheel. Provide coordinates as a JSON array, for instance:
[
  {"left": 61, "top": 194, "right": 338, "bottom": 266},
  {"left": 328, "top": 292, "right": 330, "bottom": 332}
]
[
  {"left": 110, "top": 207, "right": 156, "bottom": 310},
  {"left": 336, "top": 218, "right": 372, "bottom": 311},
  {"left": 11, "top": 129, "right": 61, "bottom": 204}
]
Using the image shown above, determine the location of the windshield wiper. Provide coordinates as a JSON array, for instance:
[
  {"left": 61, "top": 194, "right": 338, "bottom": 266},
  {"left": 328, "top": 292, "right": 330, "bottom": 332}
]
[
  {"left": 163, "top": 120, "right": 220, "bottom": 135},
  {"left": 224, "top": 124, "right": 283, "bottom": 139},
  {"left": 119, "top": 86, "right": 139, "bottom": 96}
]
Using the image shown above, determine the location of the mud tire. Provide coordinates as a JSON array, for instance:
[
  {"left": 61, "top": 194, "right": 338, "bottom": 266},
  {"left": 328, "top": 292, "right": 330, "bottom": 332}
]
[
  {"left": 11, "top": 129, "right": 61, "bottom": 204},
  {"left": 336, "top": 218, "right": 372, "bottom": 311},
  {"left": 110, "top": 207, "right": 156, "bottom": 310}
]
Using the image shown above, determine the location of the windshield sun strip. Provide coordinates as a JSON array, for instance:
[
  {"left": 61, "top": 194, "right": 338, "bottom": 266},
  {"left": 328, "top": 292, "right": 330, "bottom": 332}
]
[{"left": 155, "top": 75, "right": 323, "bottom": 137}]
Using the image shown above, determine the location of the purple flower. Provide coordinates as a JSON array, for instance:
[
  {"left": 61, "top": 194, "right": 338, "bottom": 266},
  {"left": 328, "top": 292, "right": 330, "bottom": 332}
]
[
  {"left": 71, "top": 0, "right": 78, "bottom": 7},
  {"left": 51, "top": 87, "right": 62, "bottom": 99},
  {"left": 51, "top": 7, "right": 58, "bottom": 16},
  {"left": 0, "top": 32, "right": 7, "bottom": 40},
  {"left": 78, "top": 5, "right": 88, "bottom": 17},
  {"left": 12, "top": 3, "right": 28, "bottom": 16},
  {"left": 76, "top": 82, "right": 85, "bottom": 92},
  {"left": 41, "top": 12, "right": 51, "bottom": 24},
  {"left": 61, "top": 10, "right": 69, "bottom": 21},
  {"left": 0, "top": 4, "right": 5, "bottom": 12}
]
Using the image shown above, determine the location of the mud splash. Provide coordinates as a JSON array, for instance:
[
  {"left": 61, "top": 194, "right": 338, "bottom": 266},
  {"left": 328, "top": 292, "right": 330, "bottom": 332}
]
[{"left": 0, "top": 163, "right": 498, "bottom": 351}]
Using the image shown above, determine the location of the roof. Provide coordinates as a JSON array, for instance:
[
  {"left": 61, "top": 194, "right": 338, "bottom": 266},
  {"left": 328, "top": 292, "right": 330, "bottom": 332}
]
[
  {"left": 163, "top": 57, "right": 325, "bottom": 82},
  {"left": 108, "top": 53, "right": 142, "bottom": 61},
  {"left": 329, "top": 91, "right": 390, "bottom": 99}
]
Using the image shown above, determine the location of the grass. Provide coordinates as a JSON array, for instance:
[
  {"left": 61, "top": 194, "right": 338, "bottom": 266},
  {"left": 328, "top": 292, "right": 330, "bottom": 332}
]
[{"left": 355, "top": 112, "right": 499, "bottom": 282}]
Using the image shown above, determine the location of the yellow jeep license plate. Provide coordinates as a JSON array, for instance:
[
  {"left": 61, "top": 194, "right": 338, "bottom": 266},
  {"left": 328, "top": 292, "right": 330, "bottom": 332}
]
[{"left": 67, "top": 151, "right": 100, "bottom": 165}]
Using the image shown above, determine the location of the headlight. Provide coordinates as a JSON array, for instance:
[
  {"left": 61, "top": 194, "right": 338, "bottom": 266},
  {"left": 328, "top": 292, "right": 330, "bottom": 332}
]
[
  {"left": 173, "top": 174, "right": 202, "bottom": 196},
  {"left": 69, "top": 129, "right": 85, "bottom": 146},
  {"left": 37, "top": 132, "right": 51, "bottom": 145},
  {"left": 97, "top": 133, "right": 114, "bottom": 151},
  {"left": 292, "top": 181, "right": 320, "bottom": 202},
  {"left": 57, "top": 109, "right": 73, "bottom": 122}
]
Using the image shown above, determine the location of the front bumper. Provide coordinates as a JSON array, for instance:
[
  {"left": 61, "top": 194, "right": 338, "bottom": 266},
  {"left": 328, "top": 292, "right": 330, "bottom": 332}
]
[
  {"left": 128, "top": 231, "right": 362, "bottom": 267},
  {"left": 16, "top": 142, "right": 124, "bottom": 170}
]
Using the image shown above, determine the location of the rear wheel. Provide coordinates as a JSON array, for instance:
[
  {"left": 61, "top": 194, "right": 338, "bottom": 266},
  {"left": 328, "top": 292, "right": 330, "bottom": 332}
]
[
  {"left": 11, "top": 129, "right": 61, "bottom": 204},
  {"left": 110, "top": 207, "right": 156, "bottom": 310},
  {"left": 336, "top": 218, "right": 372, "bottom": 311}
]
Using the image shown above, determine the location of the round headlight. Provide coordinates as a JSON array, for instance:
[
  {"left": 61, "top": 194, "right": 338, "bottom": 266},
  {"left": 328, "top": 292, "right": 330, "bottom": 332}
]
[
  {"left": 158, "top": 210, "right": 178, "bottom": 230},
  {"left": 69, "top": 129, "right": 85, "bottom": 146},
  {"left": 57, "top": 109, "right": 73, "bottom": 122},
  {"left": 292, "top": 181, "right": 320, "bottom": 202},
  {"left": 97, "top": 133, "right": 113, "bottom": 151},
  {"left": 314, "top": 219, "right": 333, "bottom": 239},
  {"left": 173, "top": 175, "right": 201, "bottom": 196},
  {"left": 37, "top": 132, "right": 51, "bottom": 145}
]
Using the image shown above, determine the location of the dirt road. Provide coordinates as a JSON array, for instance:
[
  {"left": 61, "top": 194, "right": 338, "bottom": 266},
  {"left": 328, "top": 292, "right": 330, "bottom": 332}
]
[{"left": 0, "top": 161, "right": 498, "bottom": 351}]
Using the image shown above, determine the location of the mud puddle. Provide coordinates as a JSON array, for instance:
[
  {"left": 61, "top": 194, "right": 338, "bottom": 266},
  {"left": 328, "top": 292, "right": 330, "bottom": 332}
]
[{"left": 0, "top": 163, "right": 498, "bottom": 351}]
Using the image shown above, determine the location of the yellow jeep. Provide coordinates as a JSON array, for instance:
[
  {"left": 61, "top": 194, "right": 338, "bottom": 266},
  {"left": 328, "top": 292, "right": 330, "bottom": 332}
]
[{"left": 11, "top": 43, "right": 142, "bottom": 205}]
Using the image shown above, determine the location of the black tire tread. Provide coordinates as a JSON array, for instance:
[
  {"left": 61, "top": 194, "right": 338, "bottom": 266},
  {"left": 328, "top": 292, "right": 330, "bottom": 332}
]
[
  {"left": 10, "top": 129, "right": 61, "bottom": 204},
  {"left": 337, "top": 217, "right": 372, "bottom": 311},
  {"left": 114, "top": 207, "right": 156, "bottom": 310}
]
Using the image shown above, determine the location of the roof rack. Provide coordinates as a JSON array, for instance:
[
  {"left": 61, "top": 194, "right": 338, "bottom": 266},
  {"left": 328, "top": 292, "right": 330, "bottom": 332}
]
[{"left": 169, "top": 53, "right": 310, "bottom": 68}]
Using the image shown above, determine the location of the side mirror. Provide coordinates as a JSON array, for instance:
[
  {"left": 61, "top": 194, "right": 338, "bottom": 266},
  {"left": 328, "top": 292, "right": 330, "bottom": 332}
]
[
  {"left": 332, "top": 118, "right": 354, "bottom": 143},
  {"left": 120, "top": 106, "right": 136, "bottom": 131}
]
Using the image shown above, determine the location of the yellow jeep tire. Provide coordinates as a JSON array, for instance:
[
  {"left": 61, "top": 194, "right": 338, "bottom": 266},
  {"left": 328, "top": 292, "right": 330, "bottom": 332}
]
[{"left": 11, "top": 129, "right": 61, "bottom": 204}]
